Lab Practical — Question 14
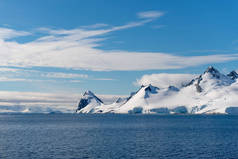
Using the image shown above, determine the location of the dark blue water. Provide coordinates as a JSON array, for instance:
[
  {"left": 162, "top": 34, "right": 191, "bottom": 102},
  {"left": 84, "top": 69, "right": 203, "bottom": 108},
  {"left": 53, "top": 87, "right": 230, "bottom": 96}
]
[{"left": 0, "top": 114, "right": 238, "bottom": 159}]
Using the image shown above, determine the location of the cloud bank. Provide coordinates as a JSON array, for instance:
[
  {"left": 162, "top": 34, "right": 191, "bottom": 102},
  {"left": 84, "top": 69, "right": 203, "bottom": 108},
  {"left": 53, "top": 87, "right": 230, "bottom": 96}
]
[
  {"left": 0, "top": 91, "right": 126, "bottom": 113},
  {"left": 135, "top": 73, "right": 198, "bottom": 88}
]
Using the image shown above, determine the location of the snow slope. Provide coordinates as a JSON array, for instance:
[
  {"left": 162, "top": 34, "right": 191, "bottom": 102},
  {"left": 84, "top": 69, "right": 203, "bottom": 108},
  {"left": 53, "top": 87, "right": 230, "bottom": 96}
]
[
  {"left": 76, "top": 66, "right": 238, "bottom": 114},
  {"left": 76, "top": 90, "right": 104, "bottom": 113}
]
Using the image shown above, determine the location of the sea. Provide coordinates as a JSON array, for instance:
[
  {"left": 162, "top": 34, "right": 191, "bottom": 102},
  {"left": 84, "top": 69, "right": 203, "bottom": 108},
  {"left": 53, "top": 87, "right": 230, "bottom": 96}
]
[{"left": 0, "top": 114, "right": 238, "bottom": 159}]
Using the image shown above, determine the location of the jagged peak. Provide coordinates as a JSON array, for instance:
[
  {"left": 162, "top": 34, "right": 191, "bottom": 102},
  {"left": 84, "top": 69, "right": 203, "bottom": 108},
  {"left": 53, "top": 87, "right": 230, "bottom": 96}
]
[
  {"left": 184, "top": 66, "right": 234, "bottom": 92},
  {"left": 227, "top": 70, "right": 238, "bottom": 80},
  {"left": 77, "top": 90, "right": 103, "bottom": 112},
  {"left": 81, "top": 90, "right": 103, "bottom": 103},
  {"left": 202, "top": 66, "right": 231, "bottom": 80},
  {"left": 143, "top": 84, "right": 159, "bottom": 91},
  {"left": 139, "top": 84, "right": 159, "bottom": 94},
  {"left": 83, "top": 90, "right": 95, "bottom": 96},
  {"left": 143, "top": 84, "right": 159, "bottom": 98},
  {"left": 184, "top": 66, "right": 227, "bottom": 88},
  {"left": 204, "top": 66, "right": 220, "bottom": 75},
  {"left": 229, "top": 70, "right": 238, "bottom": 74},
  {"left": 124, "top": 84, "right": 159, "bottom": 103}
]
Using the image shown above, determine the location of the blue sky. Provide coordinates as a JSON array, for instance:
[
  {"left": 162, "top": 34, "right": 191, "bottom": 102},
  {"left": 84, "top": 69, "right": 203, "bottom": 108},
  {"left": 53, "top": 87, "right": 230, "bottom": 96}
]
[{"left": 0, "top": 0, "right": 238, "bottom": 96}]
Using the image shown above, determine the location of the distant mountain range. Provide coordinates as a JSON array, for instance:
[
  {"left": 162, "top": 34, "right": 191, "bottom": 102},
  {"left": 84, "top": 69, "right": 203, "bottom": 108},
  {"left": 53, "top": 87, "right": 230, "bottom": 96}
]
[{"left": 76, "top": 66, "right": 238, "bottom": 114}]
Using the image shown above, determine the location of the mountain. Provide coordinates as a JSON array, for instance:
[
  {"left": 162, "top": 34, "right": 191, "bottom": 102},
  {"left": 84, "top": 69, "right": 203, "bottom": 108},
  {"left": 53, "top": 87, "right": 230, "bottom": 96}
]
[
  {"left": 76, "top": 66, "right": 238, "bottom": 114},
  {"left": 76, "top": 90, "right": 103, "bottom": 113},
  {"left": 227, "top": 70, "right": 238, "bottom": 80},
  {"left": 185, "top": 66, "right": 234, "bottom": 93}
]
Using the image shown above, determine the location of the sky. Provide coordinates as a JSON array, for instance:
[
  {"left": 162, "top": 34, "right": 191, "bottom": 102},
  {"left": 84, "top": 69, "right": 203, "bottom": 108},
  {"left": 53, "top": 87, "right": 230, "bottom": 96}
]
[{"left": 0, "top": 0, "right": 238, "bottom": 102}]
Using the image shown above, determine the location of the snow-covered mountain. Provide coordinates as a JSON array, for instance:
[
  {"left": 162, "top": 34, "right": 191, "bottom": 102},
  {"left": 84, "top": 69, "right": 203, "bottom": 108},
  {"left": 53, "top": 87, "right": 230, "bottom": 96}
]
[
  {"left": 76, "top": 66, "right": 238, "bottom": 114},
  {"left": 76, "top": 90, "right": 104, "bottom": 113}
]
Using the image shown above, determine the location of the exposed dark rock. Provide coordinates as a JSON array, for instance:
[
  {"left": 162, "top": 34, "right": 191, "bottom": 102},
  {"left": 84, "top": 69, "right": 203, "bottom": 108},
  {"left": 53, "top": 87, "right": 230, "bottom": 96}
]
[
  {"left": 76, "top": 91, "right": 103, "bottom": 112},
  {"left": 115, "top": 97, "right": 123, "bottom": 103},
  {"left": 227, "top": 71, "right": 238, "bottom": 80},
  {"left": 144, "top": 84, "right": 159, "bottom": 93},
  {"left": 168, "top": 86, "right": 179, "bottom": 91},
  {"left": 204, "top": 66, "right": 220, "bottom": 78},
  {"left": 195, "top": 83, "right": 202, "bottom": 93}
]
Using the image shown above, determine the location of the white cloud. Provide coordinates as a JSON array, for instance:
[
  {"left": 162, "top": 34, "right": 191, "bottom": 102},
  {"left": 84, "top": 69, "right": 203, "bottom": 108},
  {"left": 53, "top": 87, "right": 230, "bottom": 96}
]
[
  {"left": 0, "top": 77, "right": 30, "bottom": 82},
  {"left": 135, "top": 73, "right": 198, "bottom": 88},
  {"left": 0, "top": 76, "right": 56, "bottom": 82},
  {"left": 0, "top": 67, "right": 19, "bottom": 72},
  {"left": 0, "top": 28, "right": 30, "bottom": 40},
  {"left": 0, "top": 90, "right": 125, "bottom": 104},
  {"left": 69, "top": 80, "right": 82, "bottom": 83},
  {"left": 0, "top": 68, "right": 115, "bottom": 83},
  {"left": 0, "top": 91, "right": 79, "bottom": 112},
  {"left": 0, "top": 12, "right": 237, "bottom": 71},
  {"left": 0, "top": 91, "right": 127, "bottom": 112},
  {"left": 1, "top": 34, "right": 237, "bottom": 71},
  {"left": 45, "top": 72, "right": 88, "bottom": 79},
  {"left": 0, "top": 91, "right": 78, "bottom": 103},
  {"left": 81, "top": 23, "right": 109, "bottom": 29},
  {"left": 137, "top": 11, "right": 165, "bottom": 19},
  {"left": 93, "top": 78, "right": 115, "bottom": 81}
]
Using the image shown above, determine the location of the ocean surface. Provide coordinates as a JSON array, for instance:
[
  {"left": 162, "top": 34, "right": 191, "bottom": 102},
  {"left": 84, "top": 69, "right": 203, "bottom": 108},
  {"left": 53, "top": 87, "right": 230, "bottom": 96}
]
[{"left": 0, "top": 114, "right": 238, "bottom": 159}]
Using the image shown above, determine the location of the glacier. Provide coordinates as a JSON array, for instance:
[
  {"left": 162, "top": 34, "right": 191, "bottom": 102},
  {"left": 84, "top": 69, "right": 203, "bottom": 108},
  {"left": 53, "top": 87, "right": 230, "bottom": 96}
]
[{"left": 76, "top": 66, "right": 238, "bottom": 114}]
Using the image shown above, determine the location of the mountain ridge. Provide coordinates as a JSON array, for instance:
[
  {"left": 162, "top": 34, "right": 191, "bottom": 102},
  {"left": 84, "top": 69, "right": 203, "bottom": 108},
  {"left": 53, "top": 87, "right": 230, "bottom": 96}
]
[{"left": 76, "top": 66, "right": 238, "bottom": 114}]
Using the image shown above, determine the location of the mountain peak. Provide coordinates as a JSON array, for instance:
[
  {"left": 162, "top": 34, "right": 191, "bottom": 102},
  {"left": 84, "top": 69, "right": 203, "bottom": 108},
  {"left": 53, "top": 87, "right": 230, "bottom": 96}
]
[
  {"left": 83, "top": 90, "right": 95, "bottom": 96},
  {"left": 75, "top": 66, "right": 238, "bottom": 114},
  {"left": 82, "top": 90, "right": 103, "bottom": 103},
  {"left": 203, "top": 66, "right": 225, "bottom": 80},
  {"left": 76, "top": 90, "right": 103, "bottom": 112},
  {"left": 144, "top": 84, "right": 159, "bottom": 93},
  {"left": 184, "top": 66, "right": 234, "bottom": 92},
  {"left": 204, "top": 66, "right": 220, "bottom": 75},
  {"left": 227, "top": 70, "right": 238, "bottom": 80},
  {"left": 142, "top": 84, "right": 159, "bottom": 98}
]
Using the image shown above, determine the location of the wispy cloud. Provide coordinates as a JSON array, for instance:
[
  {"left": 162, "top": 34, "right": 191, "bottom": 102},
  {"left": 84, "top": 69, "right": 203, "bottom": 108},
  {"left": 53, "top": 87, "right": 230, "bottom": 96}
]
[
  {"left": 137, "top": 11, "right": 165, "bottom": 19},
  {"left": 45, "top": 72, "right": 88, "bottom": 79},
  {"left": 0, "top": 67, "right": 19, "bottom": 72},
  {"left": 0, "top": 67, "right": 116, "bottom": 83},
  {"left": 93, "top": 78, "right": 115, "bottom": 81},
  {"left": 0, "top": 67, "right": 89, "bottom": 83},
  {"left": 0, "top": 11, "right": 237, "bottom": 71},
  {"left": 0, "top": 91, "right": 78, "bottom": 103},
  {"left": 0, "top": 77, "right": 31, "bottom": 82},
  {"left": 0, "top": 28, "right": 30, "bottom": 40},
  {"left": 0, "top": 76, "right": 56, "bottom": 82},
  {"left": 81, "top": 23, "right": 109, "bottom": 29},
  {"left": 69, "top": 80, "right": 82, "bottom": 83}
]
